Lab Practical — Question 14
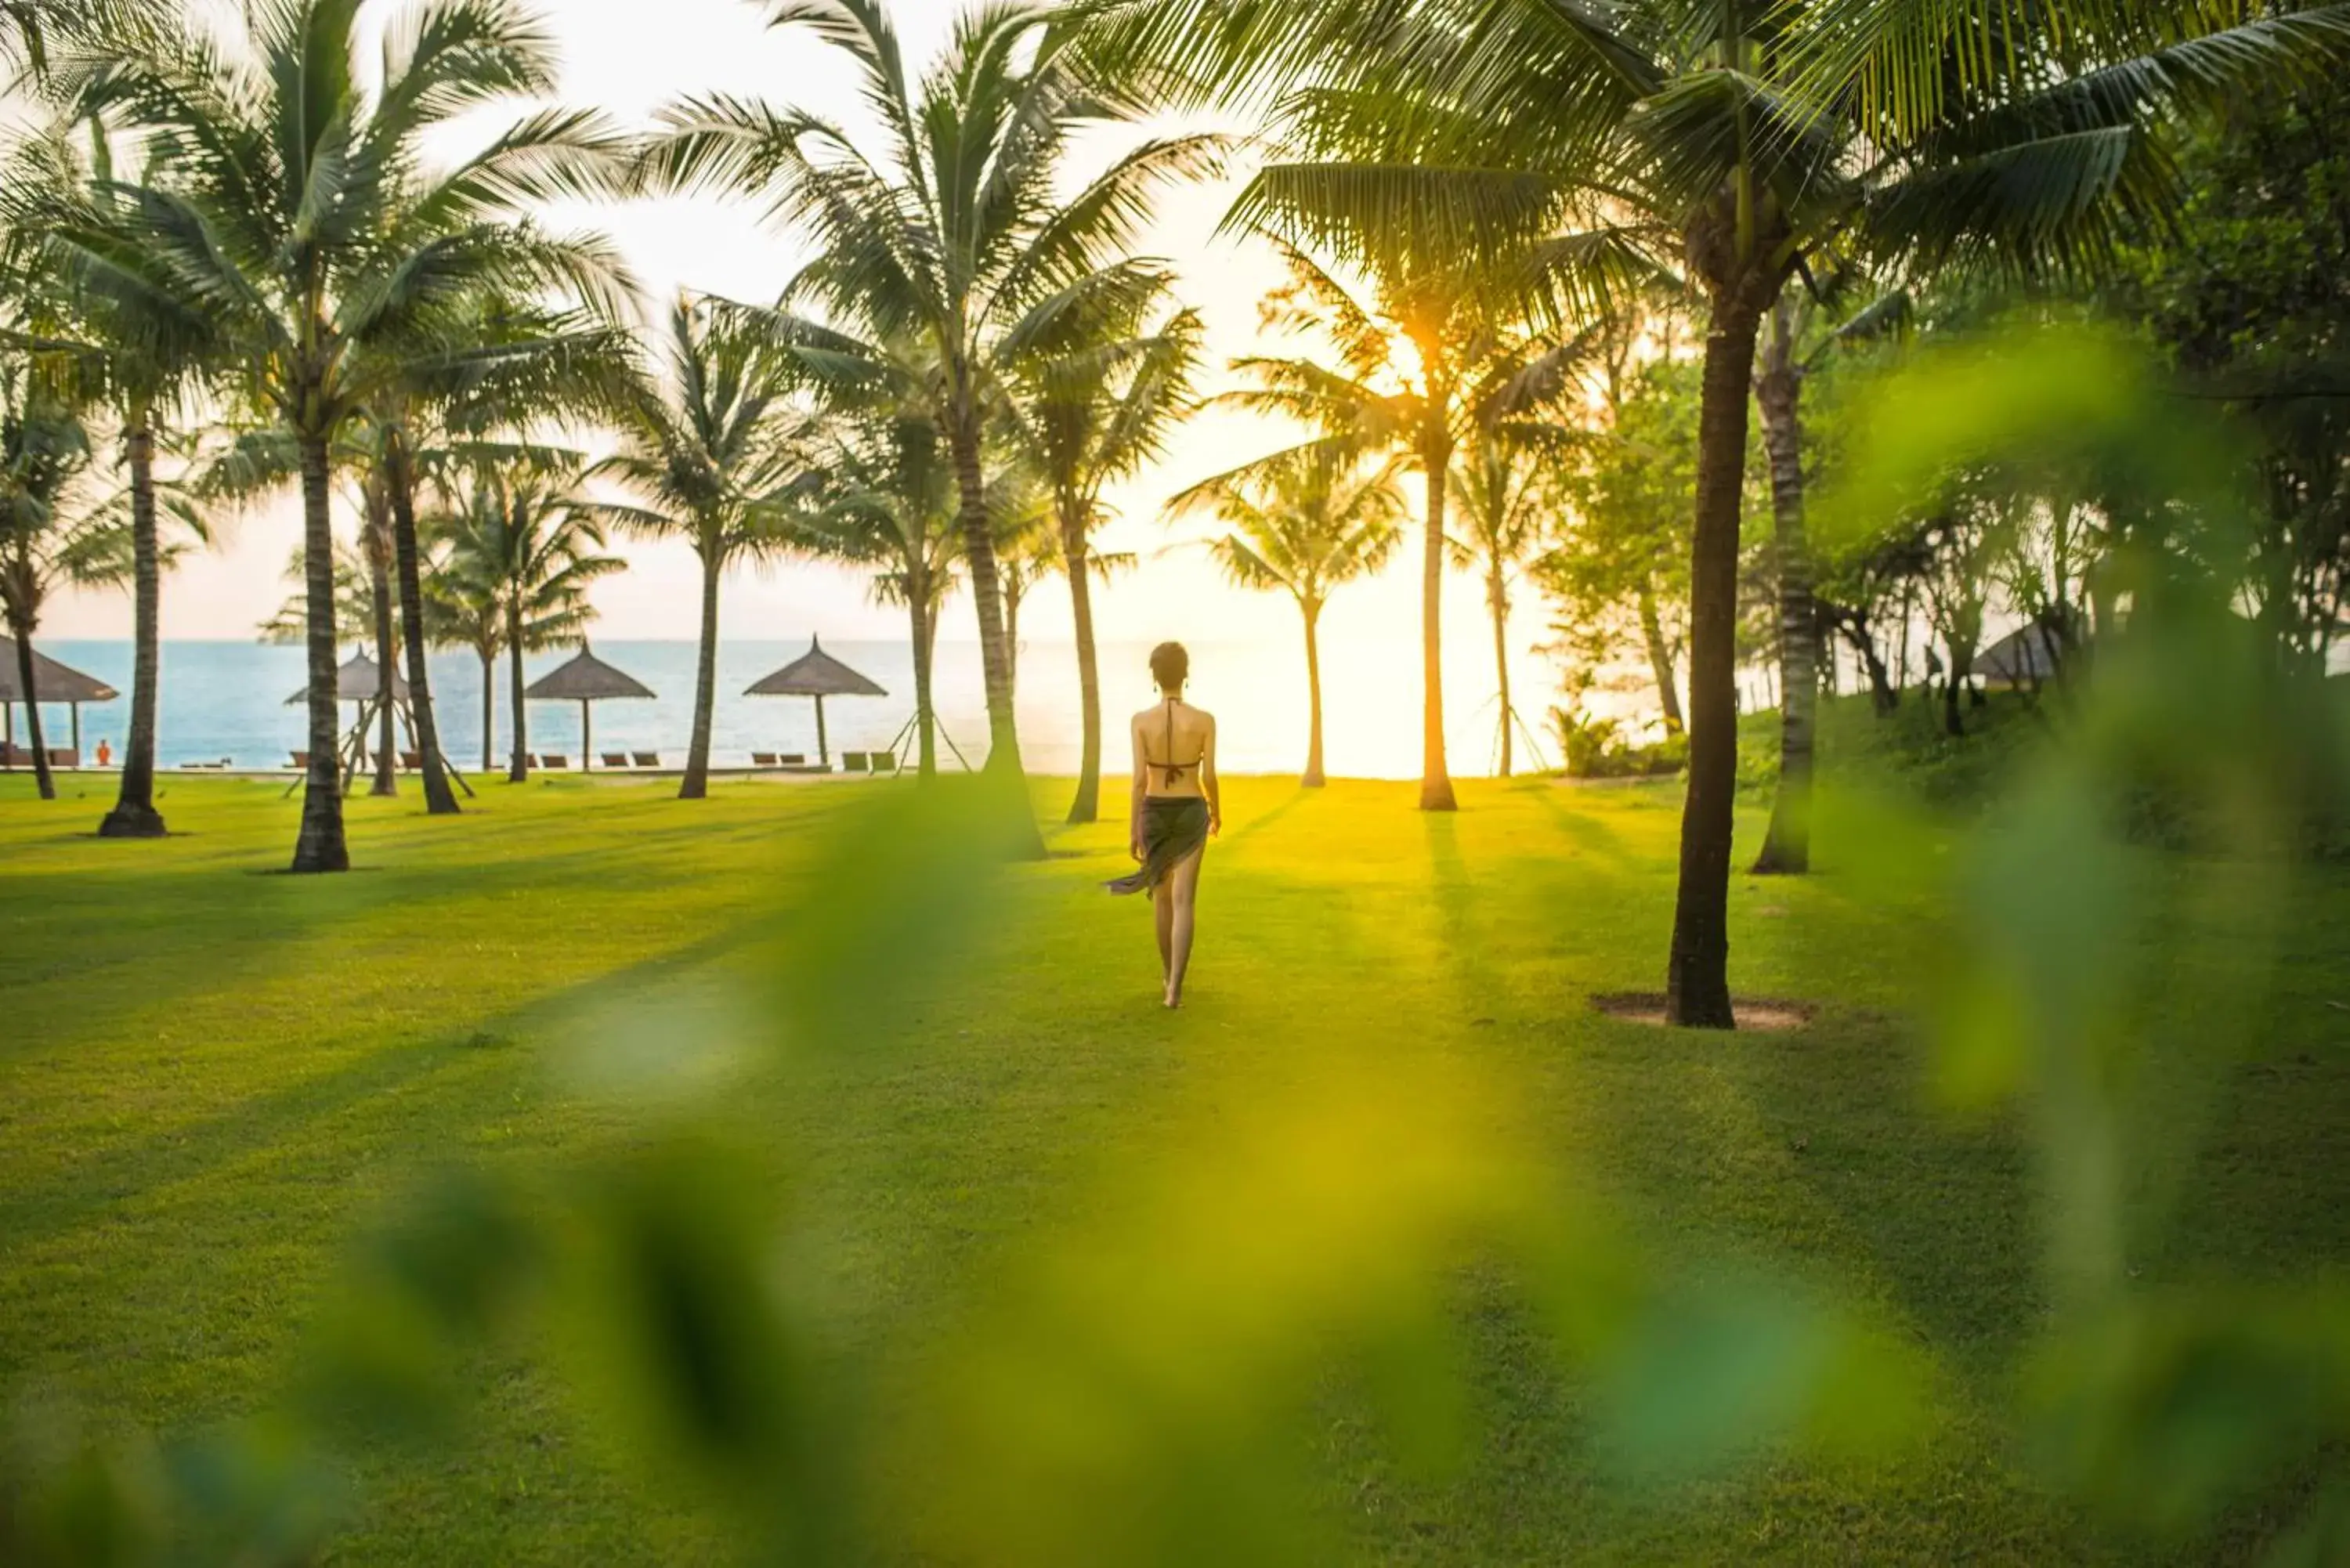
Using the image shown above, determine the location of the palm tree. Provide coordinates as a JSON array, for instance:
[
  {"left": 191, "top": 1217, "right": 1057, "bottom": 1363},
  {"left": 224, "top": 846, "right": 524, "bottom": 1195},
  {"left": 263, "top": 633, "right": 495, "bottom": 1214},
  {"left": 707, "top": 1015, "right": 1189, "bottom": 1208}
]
[
  {"left": 1450, "top": 424, "right": 1559, "bottom": 778},
  {"left": 1084, "top": 0, "right": 2350, "bottom": 1024},
  {"left": 1748, "top": 284, "right": 1909, "bottom": 873},
  {"left": 1171, "top": 446, "right": 1404, "bottom": 786},
  {"left": 786, "top": 335, "right": 961, "bottom": 778},
  {"left": 66, "top": 0, "right": 630, "bottom": 871},
  {"left": 1208, "top": 239, "right": 1578, "bottom": 807},
  {"left": 8, "top": 122, "right": 226, "bottom": 837},
  {"left": 260, "top": 539, "right": 374, "bottom": 649},
  {"left": 591, "top": 299, "right": 811, "bottom": 800},
  {"left": 1, "top": 0, "right": 126, "bottom": 78},
  {"left": 366, "top": 289, "right": 639, "bottom": 816},
  {"left": 358, "top": 463, "right": 401, "bottom": 794},
  {"left": 204, "top": 421, "right": 414, "bottom": 793},
  {"left": 1005, "top": 281, "right": 1201, "bottom": 822},
  {"left": 988, "top": 464, "right": 1054, "bottom": 703},
  {"left": 0, "top": 370, "right": 123, "bottom": 803},
  {"left": 420, "top": 571, "right": 507, "bottom": 773},
  {"left": 426, "top": 458, "right": 614, "bottom": 778},
  {"left": 641, "top": 0, "right": 1219, "bottom": 851}
]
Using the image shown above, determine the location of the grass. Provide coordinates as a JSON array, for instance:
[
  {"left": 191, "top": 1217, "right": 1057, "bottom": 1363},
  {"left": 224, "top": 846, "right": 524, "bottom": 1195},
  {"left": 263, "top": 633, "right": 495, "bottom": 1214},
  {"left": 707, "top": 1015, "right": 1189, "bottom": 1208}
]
[{"left": 2, "top": 764, "right": 2346, "bottom": 1563}]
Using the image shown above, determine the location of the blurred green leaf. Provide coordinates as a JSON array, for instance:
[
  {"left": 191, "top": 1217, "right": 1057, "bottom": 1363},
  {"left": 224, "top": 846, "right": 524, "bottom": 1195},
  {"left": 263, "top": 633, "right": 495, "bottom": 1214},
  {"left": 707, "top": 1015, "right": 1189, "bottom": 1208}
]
[
  {"left": 1590, "top": 1271, "right": 1928, "bottom": 1483},
  {"left": 2026, "top": 1287, "right": 2350, "bottom": 1540},
  {"left": 555, "top": 1135, "right": 853, "bottom": 1558}
]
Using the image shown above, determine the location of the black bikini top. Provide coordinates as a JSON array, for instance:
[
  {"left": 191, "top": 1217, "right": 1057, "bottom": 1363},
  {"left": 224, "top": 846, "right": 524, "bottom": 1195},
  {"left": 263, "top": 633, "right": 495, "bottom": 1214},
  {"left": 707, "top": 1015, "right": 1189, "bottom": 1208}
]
[{"left": 1152, "top": 699, "right": 1204, "bottom": 783}]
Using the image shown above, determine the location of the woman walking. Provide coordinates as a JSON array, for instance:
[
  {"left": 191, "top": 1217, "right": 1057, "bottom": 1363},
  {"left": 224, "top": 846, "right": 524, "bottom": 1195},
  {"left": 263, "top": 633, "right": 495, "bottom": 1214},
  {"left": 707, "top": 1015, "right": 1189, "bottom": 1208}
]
[{"left": 1108, "top": 641, "right": 1220, "bottom": 1007}]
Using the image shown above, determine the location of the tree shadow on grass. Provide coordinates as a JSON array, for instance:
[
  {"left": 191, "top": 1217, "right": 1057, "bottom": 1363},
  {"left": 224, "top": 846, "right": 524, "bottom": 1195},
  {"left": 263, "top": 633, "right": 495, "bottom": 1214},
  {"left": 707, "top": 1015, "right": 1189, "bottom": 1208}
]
[
  {"left": 1218, "top": 786, "right": 1313, "bottom": 847},
  {"left": 1522, "top": 783, "right": 1647, "bottom": 873},
  {"left": 0, "top": 923, "right": 768, "bottom": 1255},
  {"left": 0, "top": 794, "right": 851, "bottom": 1067}
]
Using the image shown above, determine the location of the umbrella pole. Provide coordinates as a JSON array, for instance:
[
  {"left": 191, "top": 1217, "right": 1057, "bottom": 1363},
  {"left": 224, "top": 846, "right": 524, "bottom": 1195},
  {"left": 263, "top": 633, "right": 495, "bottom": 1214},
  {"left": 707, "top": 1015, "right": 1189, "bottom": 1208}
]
[
  {"left": 71, "top": 704, "right": 81, "bottom": 767},
  {"left": 815, "top": 694, "right": 829, "bottom": 770},
  {"left": 582, "top": 700, "right": 591, "bottom": 773},
  {"left": 3, "top": 700, "right": 10, "bottom": 767}
]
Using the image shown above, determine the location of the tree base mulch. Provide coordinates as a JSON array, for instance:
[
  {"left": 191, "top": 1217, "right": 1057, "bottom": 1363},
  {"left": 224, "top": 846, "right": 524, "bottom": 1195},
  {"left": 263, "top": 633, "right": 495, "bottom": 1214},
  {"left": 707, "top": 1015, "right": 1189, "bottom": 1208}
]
[{"left": 1591, "top": 992, "right": 1816, "bottom": 1032}]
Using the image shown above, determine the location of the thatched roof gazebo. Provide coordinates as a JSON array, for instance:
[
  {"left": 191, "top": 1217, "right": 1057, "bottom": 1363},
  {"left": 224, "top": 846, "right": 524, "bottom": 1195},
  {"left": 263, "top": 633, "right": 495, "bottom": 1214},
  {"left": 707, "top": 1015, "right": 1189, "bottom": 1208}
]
[
  {"left": 1977, "top": 621, "right": 2079, "bottom": 688},
  {"left": 280, "top": 651, "right": 418, "bottom": 791},
  {"left": 745, "top": 636, "right": 886, "bottom": 769},
  {"left": 525, "top": 644, "right": 655, "bottom": 771},
  {"left": 283, "top": 651, "right": 409, "bottom": 706},
  {"left": 0, "top": 636, "right": 118, "bottom": 766}
]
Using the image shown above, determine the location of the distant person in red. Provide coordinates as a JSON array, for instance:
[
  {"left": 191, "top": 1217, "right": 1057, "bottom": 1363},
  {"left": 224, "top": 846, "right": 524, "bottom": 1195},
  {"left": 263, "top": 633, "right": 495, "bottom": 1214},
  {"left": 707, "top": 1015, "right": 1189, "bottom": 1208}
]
[{"left": 96, "top": 738, "right": 112, "bottom": 768}]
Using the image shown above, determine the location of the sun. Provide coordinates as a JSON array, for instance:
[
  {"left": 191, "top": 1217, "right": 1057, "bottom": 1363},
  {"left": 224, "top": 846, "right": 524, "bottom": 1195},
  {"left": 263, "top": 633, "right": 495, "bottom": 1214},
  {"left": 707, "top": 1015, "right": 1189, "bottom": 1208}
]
[{"left": 1368, "top": 329, "right": 1428, "bottom": 397}]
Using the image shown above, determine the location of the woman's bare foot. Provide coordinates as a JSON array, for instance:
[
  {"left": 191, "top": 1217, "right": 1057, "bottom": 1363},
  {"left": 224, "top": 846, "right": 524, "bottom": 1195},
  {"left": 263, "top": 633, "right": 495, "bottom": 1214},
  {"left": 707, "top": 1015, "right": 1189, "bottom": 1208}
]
[{"left": 1162, "top": 984, "right": 1181, "bottom": 1010}]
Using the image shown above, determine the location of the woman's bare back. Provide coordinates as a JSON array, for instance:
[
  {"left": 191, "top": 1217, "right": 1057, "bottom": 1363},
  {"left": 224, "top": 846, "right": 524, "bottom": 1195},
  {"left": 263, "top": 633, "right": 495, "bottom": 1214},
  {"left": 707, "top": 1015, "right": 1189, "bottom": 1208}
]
[{"left": 1132, "top": 699, "right": 1213, "bottom": 800}]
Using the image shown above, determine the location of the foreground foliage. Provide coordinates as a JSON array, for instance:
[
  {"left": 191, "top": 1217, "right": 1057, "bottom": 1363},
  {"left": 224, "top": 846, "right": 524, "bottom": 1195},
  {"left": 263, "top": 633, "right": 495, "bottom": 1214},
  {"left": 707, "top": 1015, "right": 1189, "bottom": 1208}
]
[{"left": 2, "top": 753, "right": 2345, "bottom": 1563}]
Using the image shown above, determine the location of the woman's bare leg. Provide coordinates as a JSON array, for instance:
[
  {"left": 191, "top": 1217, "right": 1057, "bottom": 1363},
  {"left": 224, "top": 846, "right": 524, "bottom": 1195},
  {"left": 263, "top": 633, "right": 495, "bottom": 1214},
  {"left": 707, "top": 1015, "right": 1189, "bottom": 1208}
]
[
  {"left": 1154, "top": 880, "right": 1175, "bottom": 988},
  {"left": 1163, "top": 845, "right": 1206, "bottom": 1008}
]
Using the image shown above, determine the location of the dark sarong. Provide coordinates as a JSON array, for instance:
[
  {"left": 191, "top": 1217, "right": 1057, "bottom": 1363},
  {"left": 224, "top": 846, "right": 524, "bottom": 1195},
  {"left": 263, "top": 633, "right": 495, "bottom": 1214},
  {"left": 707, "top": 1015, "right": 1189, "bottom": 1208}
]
[{"left": 1107, "top": 797, "right": 1209, "bottom": 898}]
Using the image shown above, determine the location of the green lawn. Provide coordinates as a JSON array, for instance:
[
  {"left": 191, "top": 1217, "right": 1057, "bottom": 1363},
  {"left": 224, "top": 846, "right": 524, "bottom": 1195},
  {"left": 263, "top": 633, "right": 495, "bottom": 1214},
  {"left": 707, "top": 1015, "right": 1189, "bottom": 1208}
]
[{"left": 2, "top": 768, "right": 2345, "bottom": 1563}]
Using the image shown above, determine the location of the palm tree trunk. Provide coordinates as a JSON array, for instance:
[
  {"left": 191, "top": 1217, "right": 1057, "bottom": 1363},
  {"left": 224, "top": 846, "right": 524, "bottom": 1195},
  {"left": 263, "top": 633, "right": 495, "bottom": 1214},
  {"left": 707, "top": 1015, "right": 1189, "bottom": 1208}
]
[
  {"left": 679, "top": 545, "right": 720, "bottom": 800},
  {"left": 291, "top": 430, "right": 350, "bottom": 873},
  {"left": 1301, "top": 597, "right": 1326, "bottom": 788},
  {"left": 367, "top": 535, "right": 397, "bottom": 797},
  {"left": 1419, "top": 450, "right": 1456, "bottom": 811},
  {"left": 908, "top": 582, "right": 937, "bottom": 780},
  {"left": 1943, "top": 636, "right": 1976, "bottom": 737},
  {"left": 1665, "top": 293, "right": 1765, "bottom": 1028},
  {"left": 1003, "top": 579, "right": 1021, "bottom": 702},
  {"left": 1752, "top": 295, "right": 1818, "bottom": 876},
  {"left": 9, "top": 619, "right": 52, "bottom": 801},
  {"left": 1489, "top": 568, "right": 1513, "bottom": 779},
  {"left": 99, "top": 407, "right": 165, "bottom": 836},
  {"left": 386, "top": 431, "right": 457, "bottom": 814},
  {"left": 479, "top": 649, "right": 495, "bottom": 772},
  {"left": 1063, "top": 515, "right": 1103, "bottom": 823},
  {"left": 1639, "top": 585, "right": 1684, "bottom": 733},
  {"left": 507, "top": 603, "right": 529, "bottom": 783},
  {"left": 947, "top": 409, "right": 1043, "bottom": 856}
]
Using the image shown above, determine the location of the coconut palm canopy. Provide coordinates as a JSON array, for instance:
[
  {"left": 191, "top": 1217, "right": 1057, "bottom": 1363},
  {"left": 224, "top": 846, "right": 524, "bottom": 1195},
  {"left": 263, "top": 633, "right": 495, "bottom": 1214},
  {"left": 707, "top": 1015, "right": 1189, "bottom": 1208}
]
[
  {"left": 0, "top": 637, "right": 118, "bottom": 703},
  {"left": 744, "top": 637, "right": 886, "bottom": 699},
  {"left": 284, "top": 652, "right": 408, "bottom": 706},
  {"left": 524, "top": 645, "right": 655, "bottom": 703}
]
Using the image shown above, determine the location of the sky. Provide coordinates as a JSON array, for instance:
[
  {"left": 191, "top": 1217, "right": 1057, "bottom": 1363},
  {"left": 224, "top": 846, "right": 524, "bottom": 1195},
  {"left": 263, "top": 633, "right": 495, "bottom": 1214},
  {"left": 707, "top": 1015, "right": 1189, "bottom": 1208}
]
[{"left": 39, "top": 0, "right": 1566, "bottom": 717}]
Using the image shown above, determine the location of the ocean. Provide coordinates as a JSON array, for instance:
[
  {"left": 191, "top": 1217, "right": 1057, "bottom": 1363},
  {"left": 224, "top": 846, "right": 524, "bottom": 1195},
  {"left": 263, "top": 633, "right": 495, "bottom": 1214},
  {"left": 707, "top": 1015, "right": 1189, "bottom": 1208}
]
[{"left": 19, "top": 633, "right": 1568, "bottom": 782}]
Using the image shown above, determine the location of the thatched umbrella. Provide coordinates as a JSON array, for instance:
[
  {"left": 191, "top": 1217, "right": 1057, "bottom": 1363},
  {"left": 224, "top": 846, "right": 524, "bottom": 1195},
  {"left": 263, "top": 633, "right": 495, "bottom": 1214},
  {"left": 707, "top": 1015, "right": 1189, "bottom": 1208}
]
[
  {"left": 283, "top": 651, "right": 413, "bottom": 783},
  {"left": 283, "top": 650, "right": 409, "bottom": 706},
  {"left": 745, "top": 635, "right": 886, "bottom": 769},
  {"left": 0, "top": 635, "right": 118, "bottom": 765},
  {"left": 525, "top": 643, "right": 655, "bottom": 772}
]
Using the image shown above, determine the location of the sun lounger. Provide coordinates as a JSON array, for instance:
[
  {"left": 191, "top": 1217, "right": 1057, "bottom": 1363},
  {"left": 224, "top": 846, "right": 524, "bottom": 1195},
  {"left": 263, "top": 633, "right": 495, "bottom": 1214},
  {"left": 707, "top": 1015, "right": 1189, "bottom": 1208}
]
[
  {"left": 542, "top": 754, "right": 569, "bottom": 769},
  {"left": 779, "top": 753, "right": 805, "bottom": 766},
  {"left": 867, "top": 752, "right": 898, "bottom": 774},
  {"left": 602, "top": 752, "right": 630, "bottom": 769},
  {"left": 842, "top": 752, "right": 871, "bottom": 774},
  {"left": 753, "top": 751, "right": 779, "bottom": 766},
  {"left": 46, "top": 748, "right": 77, "bottom": 768},
  {"left": 400, "top": 750, "right": 424, "bottom": 770},
  {"left": 631, "top": 751, "right": 659, "bottom": 768},
  {"left": 289, "top": 750, "right": 309, "bottom": 769}
]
